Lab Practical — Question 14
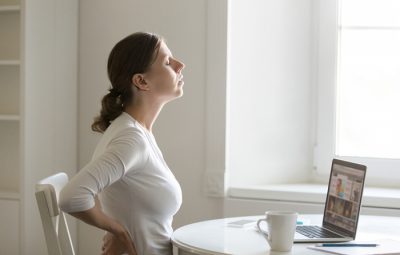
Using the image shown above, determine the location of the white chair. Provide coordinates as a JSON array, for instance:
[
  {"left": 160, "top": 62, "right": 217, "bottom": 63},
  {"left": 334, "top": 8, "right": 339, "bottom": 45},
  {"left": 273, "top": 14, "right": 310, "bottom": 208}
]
[{"left": 36, "top": 172, "right": 75, "bottom": 255}]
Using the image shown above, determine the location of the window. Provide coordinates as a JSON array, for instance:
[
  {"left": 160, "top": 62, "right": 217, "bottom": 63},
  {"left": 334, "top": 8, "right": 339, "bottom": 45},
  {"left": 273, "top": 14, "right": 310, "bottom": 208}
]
[
  {"left": 223, "top": 0, "right": 400, "bottom": 192},
  {"left": 315, "top": 0, "right": 400, "bottom": 186},
  {"left": 336, "top": 0, "right": 400, "bottom": 159}
]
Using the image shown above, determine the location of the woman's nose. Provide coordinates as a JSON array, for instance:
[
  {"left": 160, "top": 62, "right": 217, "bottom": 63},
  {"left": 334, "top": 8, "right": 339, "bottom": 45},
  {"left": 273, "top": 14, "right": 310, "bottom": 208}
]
[{"left": 176, "top": 60, "right": 185, "bottom": 72}]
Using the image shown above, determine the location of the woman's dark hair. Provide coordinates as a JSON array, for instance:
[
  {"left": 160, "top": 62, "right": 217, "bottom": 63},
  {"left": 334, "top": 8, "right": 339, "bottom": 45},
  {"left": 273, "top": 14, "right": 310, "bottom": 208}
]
[{"left": 91, "top": 32, "right": 163, "bottom": 133}]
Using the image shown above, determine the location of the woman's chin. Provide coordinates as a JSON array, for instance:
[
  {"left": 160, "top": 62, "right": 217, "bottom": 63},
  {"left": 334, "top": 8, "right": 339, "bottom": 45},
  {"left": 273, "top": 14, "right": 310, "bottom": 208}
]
[
  {"left": 164, "top": 90, "right": 183, "bottom": 103},
  {"left": 176, "top": 83, "right": 184, "bottom": 96}
]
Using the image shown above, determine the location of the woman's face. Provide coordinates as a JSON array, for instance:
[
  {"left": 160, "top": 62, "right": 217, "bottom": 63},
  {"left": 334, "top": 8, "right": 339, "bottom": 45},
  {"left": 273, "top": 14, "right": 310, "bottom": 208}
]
[{"left": 143, "top": 41, "right": 185, "bottom": 102}]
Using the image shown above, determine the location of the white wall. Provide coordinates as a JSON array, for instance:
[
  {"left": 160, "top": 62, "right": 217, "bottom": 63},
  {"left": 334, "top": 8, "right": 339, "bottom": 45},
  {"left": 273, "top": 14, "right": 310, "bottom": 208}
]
[
  {"left": 228, "top": 0, "right": 314, "bottom": 187},
  {"left": 22, "top": 0, "right": 78, "bottom": 254},
  {"left": 78, "top": 0, "right": 223, "bottom": 253}
]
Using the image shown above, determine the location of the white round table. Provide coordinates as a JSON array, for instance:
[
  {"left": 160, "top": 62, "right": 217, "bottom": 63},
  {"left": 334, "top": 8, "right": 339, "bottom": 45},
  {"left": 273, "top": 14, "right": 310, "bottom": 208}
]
[{"left": 172, "top": 215, "right": 400, "bottom": 255}]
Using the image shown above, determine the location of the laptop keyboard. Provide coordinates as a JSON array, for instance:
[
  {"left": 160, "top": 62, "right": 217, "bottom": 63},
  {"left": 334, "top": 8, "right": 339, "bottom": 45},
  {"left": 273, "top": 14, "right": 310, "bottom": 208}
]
[{"left": 296, "top": 225, "right": 342, "bottom": 238}]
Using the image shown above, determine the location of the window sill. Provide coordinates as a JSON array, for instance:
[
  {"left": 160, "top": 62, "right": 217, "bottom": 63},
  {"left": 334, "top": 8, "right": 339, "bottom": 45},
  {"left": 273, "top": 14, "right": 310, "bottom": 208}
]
[{"left": 228, "top": 184, "right": 400, "bottom": 209}]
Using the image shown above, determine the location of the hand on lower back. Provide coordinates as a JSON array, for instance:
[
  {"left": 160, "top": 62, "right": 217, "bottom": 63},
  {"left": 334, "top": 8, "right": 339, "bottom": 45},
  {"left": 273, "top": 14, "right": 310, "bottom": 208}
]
[{"left": 101, "top": 230, "right": 137, "bottom": 255}]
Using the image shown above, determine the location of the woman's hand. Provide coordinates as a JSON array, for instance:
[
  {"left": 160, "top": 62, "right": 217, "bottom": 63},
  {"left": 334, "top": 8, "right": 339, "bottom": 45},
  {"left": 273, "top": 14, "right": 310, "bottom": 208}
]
[
  {"left": 66, "top": 198, "right": 136, "bottom": 255},
  {"left": 101, "top": 228, "right": 137, "bottom": 255}
]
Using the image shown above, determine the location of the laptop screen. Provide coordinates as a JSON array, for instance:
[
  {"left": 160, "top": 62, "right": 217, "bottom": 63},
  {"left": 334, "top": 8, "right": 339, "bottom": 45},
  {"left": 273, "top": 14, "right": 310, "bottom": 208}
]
[{"left": 323, "top": 159, "right": 367, "bottom": 237}]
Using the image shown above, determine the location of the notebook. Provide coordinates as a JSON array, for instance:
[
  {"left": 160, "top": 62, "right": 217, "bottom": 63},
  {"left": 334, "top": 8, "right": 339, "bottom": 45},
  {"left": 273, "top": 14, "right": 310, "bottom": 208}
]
[{"left": 294, "top": 159, "right": 367, "bottom": 243}]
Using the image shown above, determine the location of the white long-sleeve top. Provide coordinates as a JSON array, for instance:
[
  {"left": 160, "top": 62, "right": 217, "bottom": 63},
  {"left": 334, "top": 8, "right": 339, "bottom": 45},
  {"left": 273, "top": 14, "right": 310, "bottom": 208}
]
[{"left": 59, "top": 112, "right": 182, "bottom": 255}]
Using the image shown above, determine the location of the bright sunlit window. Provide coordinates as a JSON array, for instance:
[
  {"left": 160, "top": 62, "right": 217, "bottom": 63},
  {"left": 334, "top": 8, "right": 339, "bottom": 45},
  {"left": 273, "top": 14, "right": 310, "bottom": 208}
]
[{"left": 336, "top": 0, "right": 400, "bottom": 159}]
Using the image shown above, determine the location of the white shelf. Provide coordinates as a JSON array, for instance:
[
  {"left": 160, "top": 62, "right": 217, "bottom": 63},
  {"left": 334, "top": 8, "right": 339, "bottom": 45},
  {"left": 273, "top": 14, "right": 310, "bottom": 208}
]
[
  {"left": 0, "top": 60, "right": 20, "bottom": 66},
  {"left": 0, "top": 5, "right": 20, "bottom": 12},
  {"left": 0, "top": 114, "right": 19, "bottom": 121},
  {"left": 0, "top": 190, "right": 19, "bottom": 200}
]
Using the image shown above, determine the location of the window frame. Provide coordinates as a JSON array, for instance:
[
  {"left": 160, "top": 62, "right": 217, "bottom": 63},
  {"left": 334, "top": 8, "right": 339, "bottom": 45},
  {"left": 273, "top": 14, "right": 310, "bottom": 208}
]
[{"left": 313, "top": 0, "right": 400, "bottom": 187}]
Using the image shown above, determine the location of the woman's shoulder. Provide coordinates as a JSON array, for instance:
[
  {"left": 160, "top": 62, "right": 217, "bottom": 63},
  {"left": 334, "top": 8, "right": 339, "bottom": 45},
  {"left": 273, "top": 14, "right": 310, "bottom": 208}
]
[
  {"left": 107, "top": 112, "right": 143, "bottom": 132},
  {"left": 105, "top": 112, "right": 148, "bottom": 143},
  {"left": 91, "top": 113, "right": 149, "bottom": 162}
]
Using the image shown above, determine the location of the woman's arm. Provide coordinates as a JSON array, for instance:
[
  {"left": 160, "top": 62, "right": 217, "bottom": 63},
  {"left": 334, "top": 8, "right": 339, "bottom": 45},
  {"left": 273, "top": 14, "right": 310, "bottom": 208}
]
[
  {"left": 59, "top": 129, "right": 147, "bottom": 254},
  {"left": 68, "top": 196, "right": 113, "bottom": 233}
]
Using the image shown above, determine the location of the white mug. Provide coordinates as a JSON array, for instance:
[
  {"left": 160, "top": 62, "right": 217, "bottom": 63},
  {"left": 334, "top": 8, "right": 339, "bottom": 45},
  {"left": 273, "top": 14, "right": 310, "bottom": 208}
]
[{"left": 257, "top": 211, "right": 298, "bottom": 252}]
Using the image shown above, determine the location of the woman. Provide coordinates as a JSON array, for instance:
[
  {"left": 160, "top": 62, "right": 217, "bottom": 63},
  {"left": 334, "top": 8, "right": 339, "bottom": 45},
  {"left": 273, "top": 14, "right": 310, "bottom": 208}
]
[{"left": 59, "top": 32, "right": 185, "bottom": 255}]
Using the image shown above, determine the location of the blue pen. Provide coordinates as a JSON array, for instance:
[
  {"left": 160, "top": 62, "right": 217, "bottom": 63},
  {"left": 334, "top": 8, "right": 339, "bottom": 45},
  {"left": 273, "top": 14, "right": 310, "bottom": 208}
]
[{"left": 316, "top": 243, "right": 378, "bottom": 247}]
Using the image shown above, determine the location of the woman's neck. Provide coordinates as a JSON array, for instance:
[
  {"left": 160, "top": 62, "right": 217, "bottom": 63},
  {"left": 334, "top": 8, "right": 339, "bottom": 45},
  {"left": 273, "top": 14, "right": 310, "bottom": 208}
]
[{"left": 124, "top": 98, "right": 164, "bottom": 132}]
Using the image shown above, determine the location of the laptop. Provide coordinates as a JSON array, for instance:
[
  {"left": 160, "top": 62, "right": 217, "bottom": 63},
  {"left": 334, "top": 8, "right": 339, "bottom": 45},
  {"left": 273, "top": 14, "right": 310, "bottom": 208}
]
[{"left": 294, "top": 159, "right": 367, "bottom": 243}]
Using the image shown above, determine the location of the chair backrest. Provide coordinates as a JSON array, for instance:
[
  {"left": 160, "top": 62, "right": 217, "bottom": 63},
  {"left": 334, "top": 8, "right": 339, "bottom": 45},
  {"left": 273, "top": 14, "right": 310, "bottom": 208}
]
[{"left": 35, "top": 172, "right": 75, "bottom": 255}]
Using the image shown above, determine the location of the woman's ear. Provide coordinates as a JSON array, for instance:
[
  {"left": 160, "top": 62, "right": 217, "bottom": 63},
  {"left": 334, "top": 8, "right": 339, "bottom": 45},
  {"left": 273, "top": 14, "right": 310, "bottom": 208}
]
[{"left": 132, "top": 74, "right": 150, "bottom": 91}]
